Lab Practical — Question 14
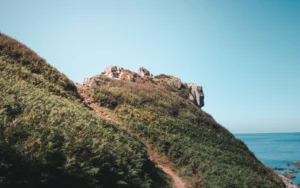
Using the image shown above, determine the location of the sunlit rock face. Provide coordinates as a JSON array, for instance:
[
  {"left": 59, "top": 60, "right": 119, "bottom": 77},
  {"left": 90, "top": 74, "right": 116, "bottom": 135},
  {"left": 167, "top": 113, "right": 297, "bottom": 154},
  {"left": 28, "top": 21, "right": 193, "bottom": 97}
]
[
  {"left": 104, "top": 66, "right": 124, "bottom": 79},
  {"left": 138, "top": 67, "right": 153, "bottom": 78},
  {"left": 85, "top": 66, "right": 204, "bottom": 108},
  {"left": 187, "top": 83, "right": 204, "bottom": 108},
  {"left": 167, "top": 77, "right": 182, "bottom": 89}
]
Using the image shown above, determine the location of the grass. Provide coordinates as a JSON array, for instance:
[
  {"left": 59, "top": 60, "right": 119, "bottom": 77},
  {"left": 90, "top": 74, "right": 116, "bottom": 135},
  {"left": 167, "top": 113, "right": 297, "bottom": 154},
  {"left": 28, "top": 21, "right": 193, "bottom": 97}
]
[
  {"left": 0, "top": 34, "right": 170, "bottom": 188},
  {"left": 0, "top": 33, "right": 78, "bottom": 100},
  {"left": 89, "top": 75, "right": 284, "bottom": 188}
]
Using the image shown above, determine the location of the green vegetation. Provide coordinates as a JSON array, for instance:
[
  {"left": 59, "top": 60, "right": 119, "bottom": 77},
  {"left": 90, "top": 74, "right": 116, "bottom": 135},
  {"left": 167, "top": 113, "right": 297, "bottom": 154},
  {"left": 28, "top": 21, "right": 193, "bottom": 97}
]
[
  {"left": 0, "top": 33, "right": 169, "bottom": 188},
  {"left": 90, "top": 75, "right": 284, "bottom": 188},
  {"left": 0, "top": 33, "right": 284, "bottom": 188},
  {"left": 0, "top": 33, "right": 78, "bottom": 100}
]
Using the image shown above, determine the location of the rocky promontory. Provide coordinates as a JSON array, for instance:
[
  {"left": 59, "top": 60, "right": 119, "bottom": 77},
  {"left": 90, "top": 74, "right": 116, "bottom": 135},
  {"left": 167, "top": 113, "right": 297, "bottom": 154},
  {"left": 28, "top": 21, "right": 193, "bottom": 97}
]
[
  {"left": 82, "top": 66, "right": 205, "bottom": 108},
  {"left": 294, "top": 162, "right": 300, "bottom": 167}
]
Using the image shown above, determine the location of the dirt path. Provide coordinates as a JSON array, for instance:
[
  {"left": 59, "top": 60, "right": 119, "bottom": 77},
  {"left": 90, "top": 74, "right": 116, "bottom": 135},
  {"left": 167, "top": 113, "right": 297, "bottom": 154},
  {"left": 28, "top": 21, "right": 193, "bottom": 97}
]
[
  {"left": 77, "top": 84, "right": 121, "bottom": 124},
  {"left": 157, "top": 164, "right": 185, "bottom": 188},
  {"left": 149, "top": 148, "right": 185, "bottom": 188},
  {"left": 77, "top": 84, "right": 185, "bottom": 188}
]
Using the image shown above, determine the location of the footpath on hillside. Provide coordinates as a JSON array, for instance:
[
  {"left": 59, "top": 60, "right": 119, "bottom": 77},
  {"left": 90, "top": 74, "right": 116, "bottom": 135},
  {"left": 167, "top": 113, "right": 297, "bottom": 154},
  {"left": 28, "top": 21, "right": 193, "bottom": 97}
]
[{"left": 77, "top": 84, "right": 185, "bottom": 188}]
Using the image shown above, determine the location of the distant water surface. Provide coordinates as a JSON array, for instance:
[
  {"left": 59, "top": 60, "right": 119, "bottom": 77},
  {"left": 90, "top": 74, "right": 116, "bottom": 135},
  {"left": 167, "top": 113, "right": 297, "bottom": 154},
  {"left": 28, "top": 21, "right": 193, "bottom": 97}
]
[{"left": 235, "top": 132, "right": 300, "bottom": 184}]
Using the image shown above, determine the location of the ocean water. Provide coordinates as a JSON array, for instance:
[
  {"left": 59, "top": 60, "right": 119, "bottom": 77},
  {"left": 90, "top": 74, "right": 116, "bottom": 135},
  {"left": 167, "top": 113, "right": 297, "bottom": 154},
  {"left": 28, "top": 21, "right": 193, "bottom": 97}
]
[{"left": 235, "top": 132, "right": 300, "bottom": 184}]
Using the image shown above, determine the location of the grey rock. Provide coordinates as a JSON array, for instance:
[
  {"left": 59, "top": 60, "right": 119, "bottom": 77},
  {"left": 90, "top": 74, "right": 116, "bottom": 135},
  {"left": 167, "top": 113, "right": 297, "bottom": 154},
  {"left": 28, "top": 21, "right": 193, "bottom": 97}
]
[
  {"left": 167, "top": 77, "right": 182, "bottom": 89},
  {"left": 187, "top": 83, "right": 204, "bottom": 108},
  {"left": 293, "top": 162, "right": 300, "bottom": 167},
  {"left": 283, "top": 173, "right": 296, "bottom": 179},
  {"left": 104, "top": 66, "right": 123, "bottom": 79},
  {"left": 290, "top": 169, "right": 299, "bottom": 174},
  {"left": 138, "top": 67, "right": 153, "bottom": 78},
  {"left": 103, "top": 66, "right": 136, "bottom": 82},
  {"left": 274, "top": 167, "right": 287, "bottom": 171}
]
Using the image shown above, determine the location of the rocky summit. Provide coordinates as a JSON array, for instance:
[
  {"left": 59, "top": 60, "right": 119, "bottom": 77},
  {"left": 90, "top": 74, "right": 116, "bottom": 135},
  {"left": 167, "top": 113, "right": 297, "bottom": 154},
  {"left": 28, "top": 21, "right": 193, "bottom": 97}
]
[
  {"left": 83, "top": 66, "right": 205, "bottom": 109},
  {"left": 138, "top": 66, "right": 153, "bottom": 78},
  {"left": 104, "top": 65, "right": 124, "bottom": 79}
]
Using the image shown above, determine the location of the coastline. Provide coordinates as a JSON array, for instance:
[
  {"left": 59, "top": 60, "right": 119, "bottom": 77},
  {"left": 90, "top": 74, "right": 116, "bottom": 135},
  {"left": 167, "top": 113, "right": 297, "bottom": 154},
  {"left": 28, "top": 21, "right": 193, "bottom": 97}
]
[
  {"left": 235, "top": 133, "right": 300, "bottom": 185},
  {"left": 278, "top": 174, "right": 299, "bottom": 188}
]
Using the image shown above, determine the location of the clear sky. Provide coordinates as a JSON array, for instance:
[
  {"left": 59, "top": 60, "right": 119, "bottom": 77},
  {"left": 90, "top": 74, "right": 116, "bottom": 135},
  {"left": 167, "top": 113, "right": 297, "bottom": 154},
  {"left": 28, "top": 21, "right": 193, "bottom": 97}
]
[{"left": 1, "top": 0, "right": 299, "bottom": 133}]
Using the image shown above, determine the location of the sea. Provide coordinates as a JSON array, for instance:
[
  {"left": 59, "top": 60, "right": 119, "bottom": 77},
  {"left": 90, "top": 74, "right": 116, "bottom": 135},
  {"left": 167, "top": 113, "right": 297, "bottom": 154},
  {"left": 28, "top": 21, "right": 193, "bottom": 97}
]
[{"left": 235, "top": 132, "right": 300, "bottom": 184}]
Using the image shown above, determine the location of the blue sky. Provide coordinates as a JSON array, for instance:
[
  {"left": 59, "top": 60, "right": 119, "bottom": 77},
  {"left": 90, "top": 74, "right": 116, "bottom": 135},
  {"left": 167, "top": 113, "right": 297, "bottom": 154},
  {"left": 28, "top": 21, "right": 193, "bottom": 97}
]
[{"left": 1, "top": 0, "right": 299, "bottom": 133}]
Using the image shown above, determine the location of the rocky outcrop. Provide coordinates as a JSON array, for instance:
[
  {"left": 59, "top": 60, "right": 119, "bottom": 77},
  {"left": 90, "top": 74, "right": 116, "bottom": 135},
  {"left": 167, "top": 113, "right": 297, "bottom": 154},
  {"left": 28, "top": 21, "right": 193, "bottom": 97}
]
[
  {"left": 293, "top": 162, "right": 300, "bottom": 167},
  {"left": 104, "top": 66, "right": 124, "bottom": 79},
  {"left": 155, "top": 74, "right": 182, "bottom": 89},
  {"left": 274, "top": 167, "right": 287, "bottom": 171},
  {"left": 290, "top": 169, "right": 299, "bottom": 174},
  {"left": 84, "top": 66, "right": 205, "bottom": 108},
  {"left": 167, "top": 77, "right": 182, "bottom": 89},
  {"left": 102, "top": 66, "right": 137, "bottom": 82},
  {"left": 283, "top": 173, "right": 296, "bottom": 179},
  {"left": 187, "top": 83, "right": 204, "bottom": 108},
  {"left": 83, "top": 77, "right": 97, "bottom": 88},
  {"left": 141, "top": 69, "right": 204, "bottom": 108},
  {"left": 138, "top": 67, "right": 153, "bottom": 78}
]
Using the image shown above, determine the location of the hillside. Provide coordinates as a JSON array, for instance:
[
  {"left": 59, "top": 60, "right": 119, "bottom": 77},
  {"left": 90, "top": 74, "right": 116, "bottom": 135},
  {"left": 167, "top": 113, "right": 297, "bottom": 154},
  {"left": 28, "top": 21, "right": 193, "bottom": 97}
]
[
  {"left": 79, "top": 66, "right": 285, "bottom": 187},
  {"left": 0, "top": 33, "right": 285, "bottom": 188},
  {"left": 0, "top": 33, "right": 169, "bottom": 188}
]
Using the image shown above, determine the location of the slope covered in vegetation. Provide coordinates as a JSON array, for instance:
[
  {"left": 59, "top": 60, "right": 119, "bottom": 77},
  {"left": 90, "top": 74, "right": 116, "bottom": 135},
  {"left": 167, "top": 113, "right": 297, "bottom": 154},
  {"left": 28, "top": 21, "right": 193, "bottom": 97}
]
[
  {"left": 0, "top": 33, "right": 285, "bottom": 188},
  {"left": 0, "top": 33, "right": 78, "bottom": 100},
  {"left": 0, "top": 33, "right": 169, "bottom": 188},
  {"left": 84, "top": 73, "right": 284, "bottom": 188}
]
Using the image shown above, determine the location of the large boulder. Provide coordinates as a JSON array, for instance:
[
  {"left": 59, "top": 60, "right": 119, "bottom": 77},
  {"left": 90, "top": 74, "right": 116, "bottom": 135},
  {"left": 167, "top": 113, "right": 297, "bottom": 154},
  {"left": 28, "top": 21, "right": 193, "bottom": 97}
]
[
  {"left": 138, "top": 67, "right": 153, "bottom": 78},
  {"left": 104, "top": 66, "right": 123, "bottom": 79},
  {"left": 167, "top": 77, "right": 182, "bottom": 89},
  {"left": 293, "top": 162, "right": 300, "bottom": 167},
  {"left": 103, "top": 66, "right": 137, "bottom": 82},
  {"left": 187, "top": 83, "right": 204, "bottom": 108}
]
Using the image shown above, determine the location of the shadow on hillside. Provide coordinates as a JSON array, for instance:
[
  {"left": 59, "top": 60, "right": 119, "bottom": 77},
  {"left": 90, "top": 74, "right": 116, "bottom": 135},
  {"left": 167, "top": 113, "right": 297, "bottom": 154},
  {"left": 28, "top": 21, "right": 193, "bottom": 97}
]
[
  {"left": 0, "top": 141, "right": 170, "bottom": 188},
  {"left": 0, "top": 141, "right": 91, "bottom": 188}
]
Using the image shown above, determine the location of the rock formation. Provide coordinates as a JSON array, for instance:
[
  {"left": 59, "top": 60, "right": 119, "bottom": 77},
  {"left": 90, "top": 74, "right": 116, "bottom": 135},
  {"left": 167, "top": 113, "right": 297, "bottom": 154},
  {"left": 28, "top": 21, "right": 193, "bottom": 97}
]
[
  {"left": 83, "top": 77, "right": 97, "bottom": 88},
  {"left": 100, "top": 66, "right": 136, "bottom": 82},
  {"left": 283, "top": 173, "right": 296, "bottom": 179},
  {"left": 138, "top": 67, "right": 153, "bottom": 78},
  {"left": 154, "top": 74, "right": 182, "bottom": 89},
  {"left": 187, "top": 83, "right": 204, "bottom": 108},
  {"left": 104, "top": 66, "right": 124, "bottom": 79},
  {"left": 167, "top": 77, "right": 182, "bottom": 89},
  {"left": 84, "top": 66, "right": 204, "bottom": 108},
  {"left": 293, "top": 162, "right": 300, "bottom": 167}
]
